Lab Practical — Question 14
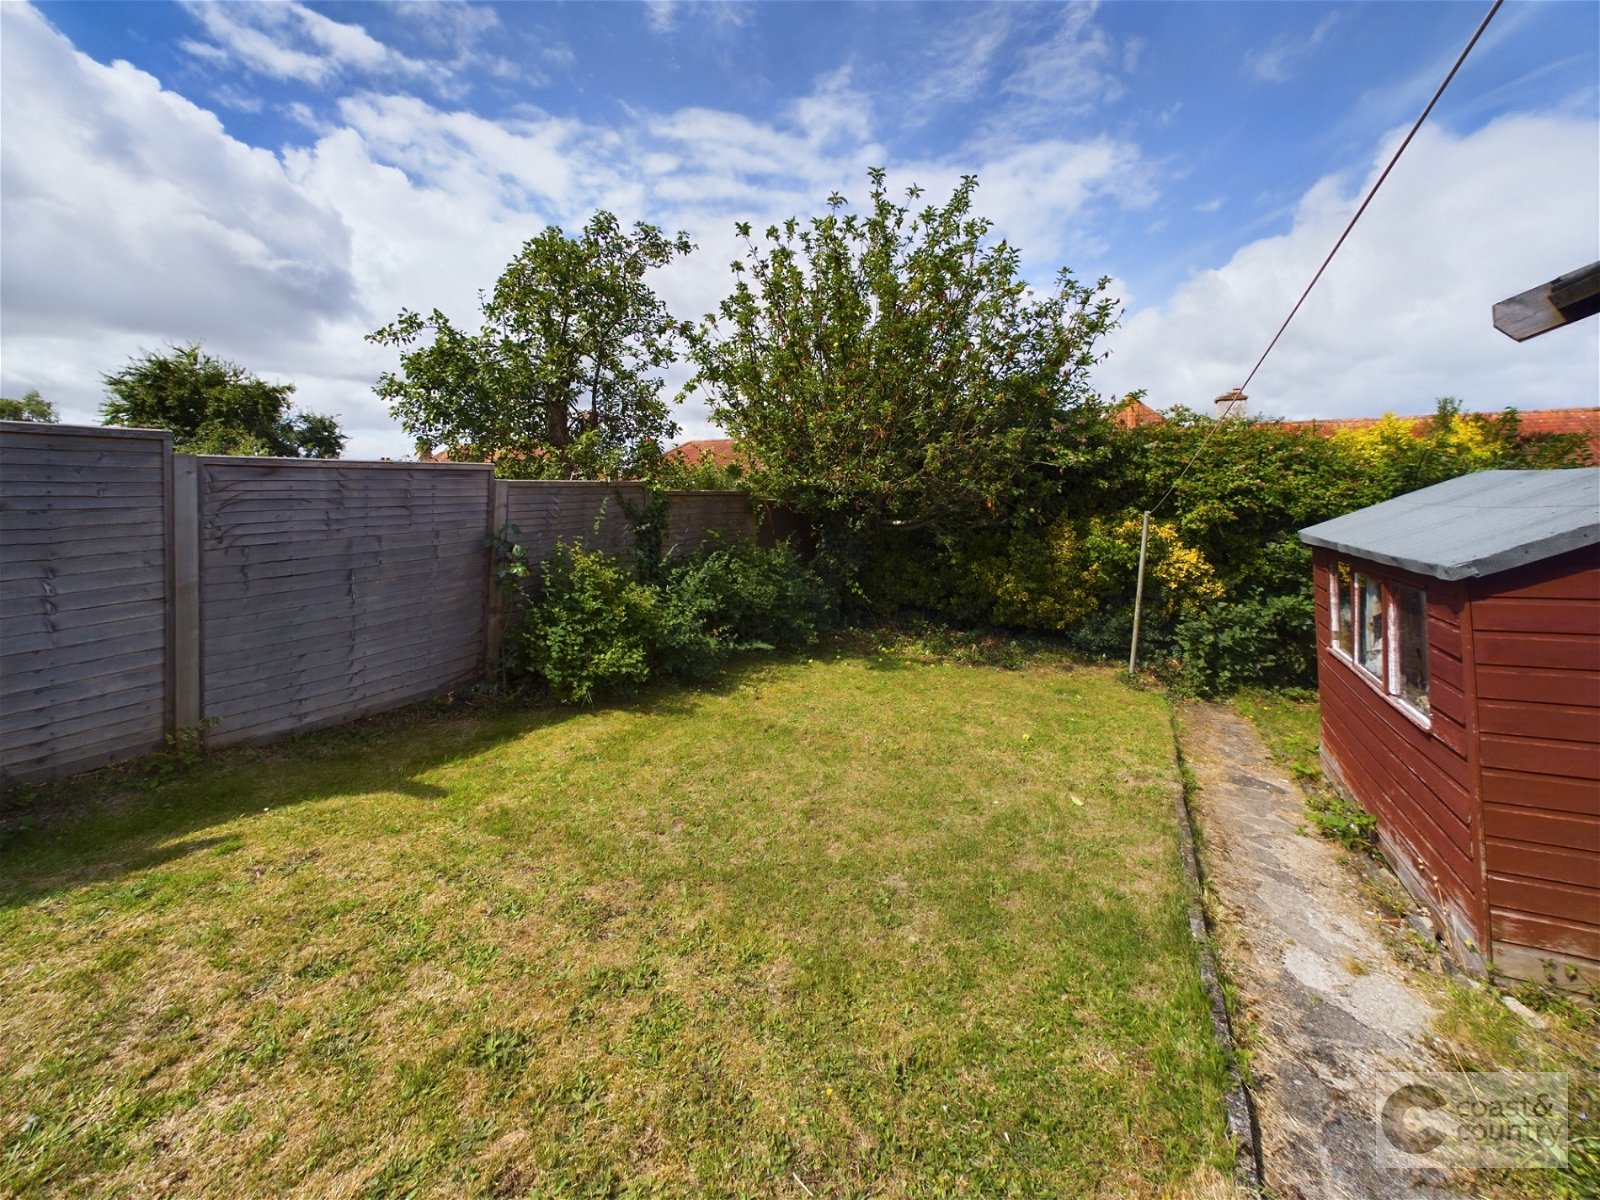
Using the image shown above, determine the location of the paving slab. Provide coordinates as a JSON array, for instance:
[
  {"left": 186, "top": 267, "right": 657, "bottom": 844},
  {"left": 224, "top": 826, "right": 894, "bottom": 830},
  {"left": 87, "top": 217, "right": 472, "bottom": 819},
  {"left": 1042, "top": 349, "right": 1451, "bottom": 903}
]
[{"left": 1177, "top": 700, "right": 1458, "bottom": 1200}]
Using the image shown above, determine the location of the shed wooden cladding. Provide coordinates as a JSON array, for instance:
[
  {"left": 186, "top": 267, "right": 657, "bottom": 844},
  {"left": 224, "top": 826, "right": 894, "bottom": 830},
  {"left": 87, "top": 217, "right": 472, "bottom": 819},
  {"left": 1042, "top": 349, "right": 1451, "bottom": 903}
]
[
  {"left": 1470, "top": 547, "right": 1600, "bottom": 983},
  {"left": 1311, "top": 554, "right": 1485, "bottom": 959},
  {"left": 0, "top": 424, "right": 173, "bottom": 784},
  {"left": 1310, "top": 541, "right": 1600, "bottom": 990},
  {"left": 194, "top": 458, "right": 494, "bottom": 747}
]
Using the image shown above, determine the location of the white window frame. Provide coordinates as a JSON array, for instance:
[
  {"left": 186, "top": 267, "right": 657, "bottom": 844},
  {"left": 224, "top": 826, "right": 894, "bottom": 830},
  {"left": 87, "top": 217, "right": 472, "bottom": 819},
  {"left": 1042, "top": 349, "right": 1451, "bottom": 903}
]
[{"left": 1328, "top": 559, "right": 1431, "bottom": 730}]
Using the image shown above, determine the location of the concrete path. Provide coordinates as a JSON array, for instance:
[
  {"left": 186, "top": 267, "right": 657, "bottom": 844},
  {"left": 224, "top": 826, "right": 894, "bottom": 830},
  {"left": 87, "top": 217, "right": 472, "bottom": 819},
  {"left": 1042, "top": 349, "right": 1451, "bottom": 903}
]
[{"left": 1176, "top": 700, "right": 1457, "bottom": 1200}]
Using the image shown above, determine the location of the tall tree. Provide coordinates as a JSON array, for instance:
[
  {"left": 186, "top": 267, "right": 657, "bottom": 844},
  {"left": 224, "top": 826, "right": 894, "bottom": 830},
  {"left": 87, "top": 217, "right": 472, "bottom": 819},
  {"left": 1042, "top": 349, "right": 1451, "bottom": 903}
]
[
  {"left": 101, "top": 345, "right": 344, "bottom": 457},
  {"left": 0, "top": 389, "right": 58, "bottom": 422},
  {"left": 686, "top": 169, "right": 1120, "bottom": 534},
  {"left": 369, "top": 212, "right": 693, "bottom": 479}
]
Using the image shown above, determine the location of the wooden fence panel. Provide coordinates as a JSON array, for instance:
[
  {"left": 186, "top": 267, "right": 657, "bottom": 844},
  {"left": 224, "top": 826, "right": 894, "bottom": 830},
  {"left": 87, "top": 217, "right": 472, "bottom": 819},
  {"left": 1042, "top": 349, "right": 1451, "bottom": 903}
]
[
  {"left": 663, "top": 490, "right": 755, "bottom": 557},
  {"left": 502, "top": 481, "right": 647, "bottom": 567},
  {"left": 0, "top": 423, "right": 172, "bottom": 784},
  {"left": 196, "top": 459, "right": 493, "bottom": 746}
]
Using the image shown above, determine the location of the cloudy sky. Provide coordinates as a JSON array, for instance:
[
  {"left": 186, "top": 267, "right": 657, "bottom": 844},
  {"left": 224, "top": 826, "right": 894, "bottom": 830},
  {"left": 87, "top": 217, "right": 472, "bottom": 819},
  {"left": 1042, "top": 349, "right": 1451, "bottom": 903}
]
[{"left": 2, "top": 0, "right": 1596, "bottom": 461}]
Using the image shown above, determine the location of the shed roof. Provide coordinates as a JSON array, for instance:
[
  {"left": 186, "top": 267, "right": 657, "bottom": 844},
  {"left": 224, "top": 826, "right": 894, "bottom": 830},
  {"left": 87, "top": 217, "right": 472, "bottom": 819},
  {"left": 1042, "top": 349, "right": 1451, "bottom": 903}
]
[{"left": 1298, "top": 469, "right": 1600, "bottom": 581}]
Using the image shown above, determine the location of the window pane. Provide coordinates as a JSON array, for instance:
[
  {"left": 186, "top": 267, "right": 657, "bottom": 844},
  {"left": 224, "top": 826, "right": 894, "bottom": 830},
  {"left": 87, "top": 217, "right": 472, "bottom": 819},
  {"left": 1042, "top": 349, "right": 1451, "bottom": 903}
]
[
  {"left": 1335, "top": 562, "right": 1354, "bottom": 657},
  {"left": 1356, "top": 574, "right": 1384, "bottom": 678},
  {"left": 1396, "top": 584, "right": 1430, "bottom": 713}
]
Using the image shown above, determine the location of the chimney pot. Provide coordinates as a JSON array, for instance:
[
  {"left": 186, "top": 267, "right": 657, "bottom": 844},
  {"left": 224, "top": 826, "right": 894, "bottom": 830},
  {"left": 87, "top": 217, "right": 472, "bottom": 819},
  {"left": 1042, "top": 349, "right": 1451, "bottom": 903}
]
[{"left": 1214, "top": 389, "right": 1247, "bottom": 419}]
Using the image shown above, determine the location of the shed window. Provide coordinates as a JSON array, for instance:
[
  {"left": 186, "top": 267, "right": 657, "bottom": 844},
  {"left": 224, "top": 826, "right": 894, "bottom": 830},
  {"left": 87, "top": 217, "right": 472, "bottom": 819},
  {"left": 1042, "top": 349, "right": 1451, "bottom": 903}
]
[
  {"left": 1331, "top": 559, "right": 1431, "bottom": 724},
  {"left": 1333, "top": 562, "right": 1354, "bottom": 657},
  {"left": 1356, "top": 573, "right": 1385, "bottom": 679},
  {"left": 1395, "top": 584, "right": 1430, "bottom": 714}
]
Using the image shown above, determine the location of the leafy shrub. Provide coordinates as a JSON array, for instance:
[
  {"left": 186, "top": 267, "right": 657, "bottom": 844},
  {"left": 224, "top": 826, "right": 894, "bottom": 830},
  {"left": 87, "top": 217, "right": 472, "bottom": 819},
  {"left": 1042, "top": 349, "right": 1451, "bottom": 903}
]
[
  {"left": 1169, "top": 589, "right": 1316, "bottom": 696},
  {"left": 650, "top": 576, "right": 726, "bottom": 682},
  {"left": 506, "top": 538, "right": 830, "bottom": 703},
  {"left": 512, "top": 543, "right": 658, "bottom": 704},
  {"left": 666, "top": 539, "right": 830, "bottom": 650}
]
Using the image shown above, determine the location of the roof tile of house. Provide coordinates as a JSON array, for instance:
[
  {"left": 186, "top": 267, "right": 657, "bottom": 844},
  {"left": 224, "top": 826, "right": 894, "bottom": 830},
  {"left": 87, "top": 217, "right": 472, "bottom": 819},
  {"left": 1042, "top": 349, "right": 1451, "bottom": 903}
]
[
  {"left": 1111, "top": 397, "right": 1166, "bottom": 429},
  {"left": 1279, "top": 407, "right": 1600, "bottom": 459},
  {"left": 666, "top": 437, "right": 740, "bottom": 467},
  {"left": 1114, "top": 403, "right": 1598, "bottom": 459}
]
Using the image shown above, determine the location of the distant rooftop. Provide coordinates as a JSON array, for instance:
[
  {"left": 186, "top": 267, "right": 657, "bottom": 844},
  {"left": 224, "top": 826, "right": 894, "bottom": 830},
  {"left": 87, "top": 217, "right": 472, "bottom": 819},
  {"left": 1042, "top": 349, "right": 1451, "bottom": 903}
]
[
  {"left": 1278, "top": 407, "right": 1600, "bottom": 459},
  {"left": 1113, "top": 404, "right": 1600, "bottom": 460},
  {"left": 665, "top": 437, "right": 740, "bottom": 467},
  {"left": 1299, "top": 469, "right": 1600, "bottom": 580}
]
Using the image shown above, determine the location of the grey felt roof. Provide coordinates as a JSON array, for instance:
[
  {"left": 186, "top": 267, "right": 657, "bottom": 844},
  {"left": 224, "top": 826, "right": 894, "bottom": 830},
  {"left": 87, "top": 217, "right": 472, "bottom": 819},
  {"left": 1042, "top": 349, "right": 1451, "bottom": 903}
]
[{"left": 1298, "top": 469, "right": 1600, "bottom": 581}]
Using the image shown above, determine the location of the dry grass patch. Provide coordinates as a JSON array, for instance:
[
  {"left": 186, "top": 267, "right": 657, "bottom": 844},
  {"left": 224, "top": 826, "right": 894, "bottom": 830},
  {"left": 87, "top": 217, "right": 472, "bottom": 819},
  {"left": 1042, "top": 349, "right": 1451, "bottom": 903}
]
[{"left": 2, "top": 645, "right": 1232, "bottom": 1197}]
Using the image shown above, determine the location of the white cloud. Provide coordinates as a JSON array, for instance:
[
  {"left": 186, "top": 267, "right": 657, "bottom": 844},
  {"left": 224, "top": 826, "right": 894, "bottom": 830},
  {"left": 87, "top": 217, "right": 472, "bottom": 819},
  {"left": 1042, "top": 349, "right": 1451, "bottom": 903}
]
[
  {"left": 907, "top": 6, "right": 1016, "bottom": 113},
  {"left": 0, "top": 5, "right": 356, "bottom": 351},
  {"left": 1095, "top": 113, "right": 1600, "bottom": 420},
  {"left": 645, "top": 1, "right": 751, "bottom": 37},
  {"left": 0, "top": 3, "right": 1152, "bottom": 458},
  {"left": 212, "top": 82, "right": 264, "bottom": 113},
  {"left": 1245, "top": 12, "right": 1340, "bottom": 84},
  {"left": 1003, "top": 3, "right": 1125, "bottom": 112},
  {"left": 180, "top": 0, "right": 427, "bottom": 85}
]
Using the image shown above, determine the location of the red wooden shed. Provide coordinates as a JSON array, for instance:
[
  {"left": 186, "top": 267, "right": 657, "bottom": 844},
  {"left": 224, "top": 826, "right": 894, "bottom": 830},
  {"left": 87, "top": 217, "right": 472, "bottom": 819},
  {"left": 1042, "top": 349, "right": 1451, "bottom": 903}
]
[{"left": 1299, "top": 469, "right": 1600, "bottom": 991}]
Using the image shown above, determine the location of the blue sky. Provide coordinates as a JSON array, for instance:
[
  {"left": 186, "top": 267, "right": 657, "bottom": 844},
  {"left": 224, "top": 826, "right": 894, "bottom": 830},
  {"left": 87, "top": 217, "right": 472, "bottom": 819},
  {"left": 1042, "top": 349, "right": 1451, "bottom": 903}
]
[{"left": 3, "top": 1, "right": 1596, "bottom": 459}]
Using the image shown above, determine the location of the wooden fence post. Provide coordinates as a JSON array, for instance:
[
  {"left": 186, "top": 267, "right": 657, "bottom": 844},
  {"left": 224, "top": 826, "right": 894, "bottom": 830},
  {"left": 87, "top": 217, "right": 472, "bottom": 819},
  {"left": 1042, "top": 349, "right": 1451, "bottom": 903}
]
[
  {"left": 171, "top": 456, "right": 203, "bottom": 732},
  {"left": 483, "top": 477, "right": 512, "bottom": 683}
]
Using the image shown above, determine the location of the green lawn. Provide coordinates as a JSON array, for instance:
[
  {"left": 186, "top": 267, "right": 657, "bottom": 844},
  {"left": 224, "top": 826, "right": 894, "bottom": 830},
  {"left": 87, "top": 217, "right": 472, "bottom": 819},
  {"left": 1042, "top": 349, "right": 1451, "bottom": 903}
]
[{"left": 2, "top": 644, "right": 1234, "bottom": 1199}]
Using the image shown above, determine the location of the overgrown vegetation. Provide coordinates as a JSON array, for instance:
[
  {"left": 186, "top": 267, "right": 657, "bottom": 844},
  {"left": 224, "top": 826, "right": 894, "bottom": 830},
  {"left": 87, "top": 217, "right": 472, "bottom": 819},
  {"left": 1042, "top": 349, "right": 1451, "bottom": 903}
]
[
  {"left": 849, "top": 398, "right": 1590, "bottom": 694},
  {"left": 668, "top": 171, "right": 1591, "bottom": 692},
  {"left": 687, "top": 168, "right": 1117, "bottom": 553},
  {"left": 506, "top": 537, "right": 830, "bottom": 704},
  {"left": 0, "top": 650, "right": 1236, "bottom": 1198}
]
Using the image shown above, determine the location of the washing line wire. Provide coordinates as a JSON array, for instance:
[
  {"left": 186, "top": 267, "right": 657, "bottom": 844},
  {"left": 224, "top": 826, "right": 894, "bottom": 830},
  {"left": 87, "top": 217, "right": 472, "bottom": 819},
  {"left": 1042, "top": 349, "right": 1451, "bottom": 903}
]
[{"left": 1142, "top": 0, "right": 1504, "bottom": 520}]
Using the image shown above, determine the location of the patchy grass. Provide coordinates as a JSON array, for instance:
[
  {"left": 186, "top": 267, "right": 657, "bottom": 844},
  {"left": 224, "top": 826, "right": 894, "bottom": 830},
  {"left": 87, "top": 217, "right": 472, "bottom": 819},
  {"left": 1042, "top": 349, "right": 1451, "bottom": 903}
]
[
  {"left": 1230, "top": 688, "right": 1375, "bottom": 852},
  {"left": 1234, "top": 689, "right": 1597, "bottom": 1199},
  {"left": 1, "top": 643, "right": 1234, "bottom": 1199}
]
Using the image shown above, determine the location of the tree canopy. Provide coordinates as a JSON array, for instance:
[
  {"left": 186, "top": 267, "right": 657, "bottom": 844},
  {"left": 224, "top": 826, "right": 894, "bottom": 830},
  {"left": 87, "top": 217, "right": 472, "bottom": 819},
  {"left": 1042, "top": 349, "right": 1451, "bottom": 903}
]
[
  {"left": 100, "top": 344, "right": 344, "bottom": 458},
  {"left": 369, "top": 212, "right": 693, "bottom": 479},
  {"left": 686, "top": 169, "right": 1119, "bottom": 534},
  {"left": 0, "top": 390, "right": 58, "bottom": 422}
]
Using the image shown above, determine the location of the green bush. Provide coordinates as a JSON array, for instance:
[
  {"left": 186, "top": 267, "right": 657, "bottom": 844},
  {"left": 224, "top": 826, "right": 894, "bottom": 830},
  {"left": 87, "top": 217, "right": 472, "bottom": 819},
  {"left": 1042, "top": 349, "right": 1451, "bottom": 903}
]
[
  {"left": 513, "top": 543, "right": 658, "bottom": 704},
  {"left": 1170, "top": 589, "right": 1316, "bottom": 697},
  {"left": 507, "top": 538, "right": 830, "bottom": 703},
  {"left": 664, "top": 539, "right": 830, "bottom": 652}
]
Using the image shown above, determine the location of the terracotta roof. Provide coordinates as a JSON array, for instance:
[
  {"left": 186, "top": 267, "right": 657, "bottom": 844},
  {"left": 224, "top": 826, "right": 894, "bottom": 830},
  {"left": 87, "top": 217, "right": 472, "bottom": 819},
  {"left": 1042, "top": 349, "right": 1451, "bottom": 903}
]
[
  {"left": 666, "top": 437, "right": 741, "bottom": 467},
  {"left": 1111, "top": 396, "right": 1166, "bottom": 429},
  {"left": 1280, "top": 407, "right": 1600, "bottom": 459}
]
